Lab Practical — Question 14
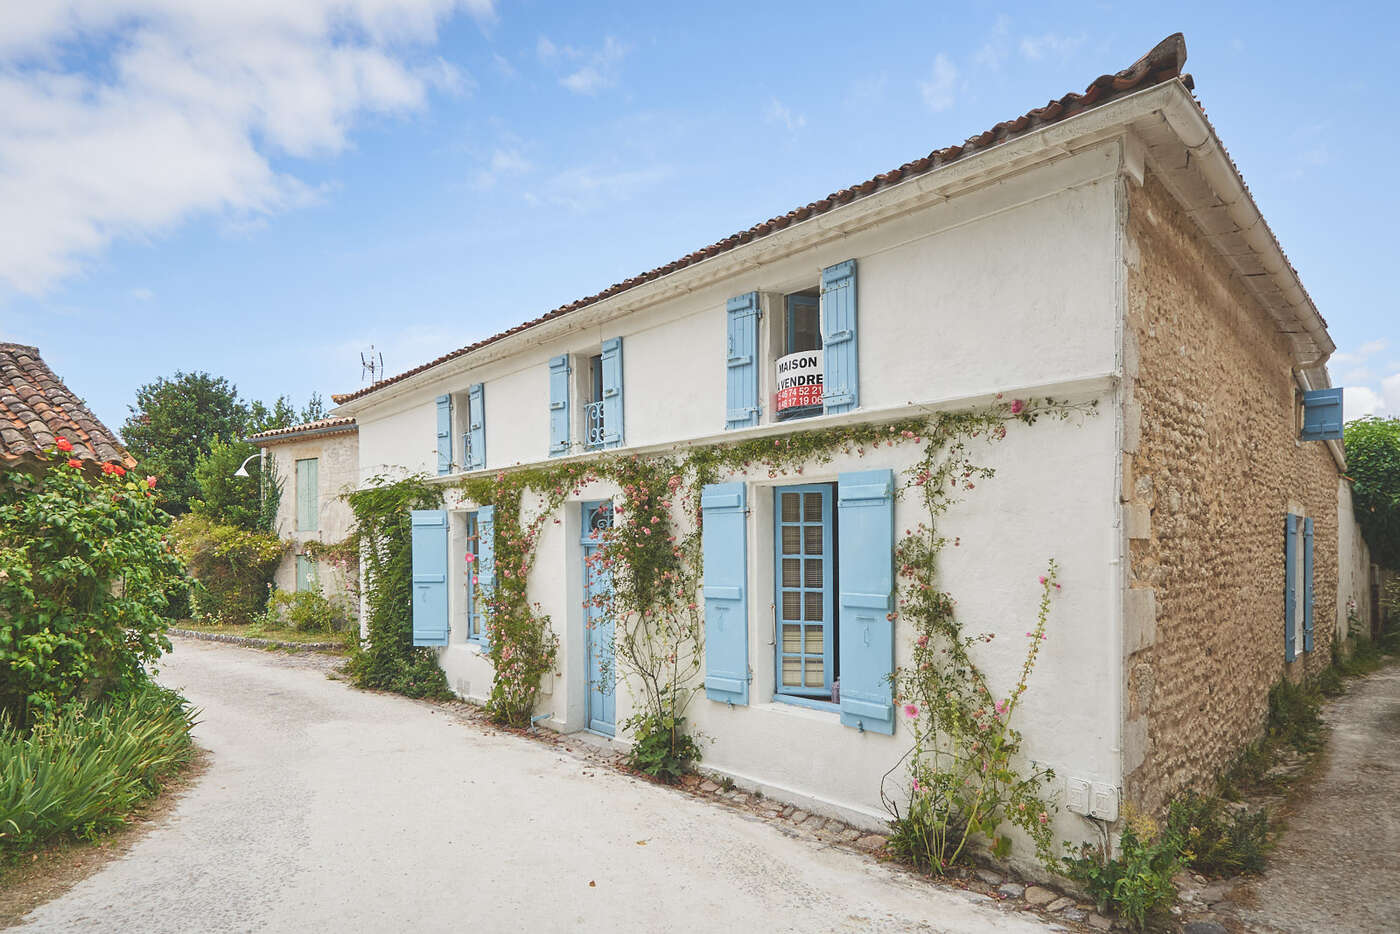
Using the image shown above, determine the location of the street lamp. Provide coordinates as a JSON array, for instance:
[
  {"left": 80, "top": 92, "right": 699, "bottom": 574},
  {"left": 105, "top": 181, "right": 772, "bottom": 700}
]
[{"left": 233, "top": 453, "right": 260, "bottom": 477}]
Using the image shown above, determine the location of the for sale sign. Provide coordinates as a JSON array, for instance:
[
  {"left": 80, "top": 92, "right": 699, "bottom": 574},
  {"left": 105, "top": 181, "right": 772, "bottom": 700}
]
[{"left": 775, "top": 350, "right": 823, "bottom": 413}]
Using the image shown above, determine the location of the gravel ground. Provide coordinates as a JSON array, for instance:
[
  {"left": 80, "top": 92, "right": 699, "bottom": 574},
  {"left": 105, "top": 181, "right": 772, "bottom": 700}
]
[
  {"left": 17, "top": 638, "right": 1059, "bottom": 933},
  {"left": 1220, "top": 662, "right": 1400, "bottom": 933}
]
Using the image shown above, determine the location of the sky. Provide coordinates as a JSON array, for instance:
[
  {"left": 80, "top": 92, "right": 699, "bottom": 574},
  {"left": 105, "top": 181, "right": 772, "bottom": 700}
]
[{"left": 3, "top": 1, "right": 1398, "bottom": 433}]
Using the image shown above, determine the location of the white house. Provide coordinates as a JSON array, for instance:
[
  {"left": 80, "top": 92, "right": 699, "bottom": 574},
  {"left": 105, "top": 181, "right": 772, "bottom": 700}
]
[{"left": 331, "top": 35, "right": 1366, "bottom": 866}]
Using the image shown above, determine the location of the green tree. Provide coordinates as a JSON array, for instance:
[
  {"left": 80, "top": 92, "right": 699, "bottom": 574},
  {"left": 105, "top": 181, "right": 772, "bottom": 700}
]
[
  {"left": 121, "top": 372, "right": 248, "bottom": 514},
  {"left": 300, "top": 391, "right": 326, "bottom": 423},
  {"left": 189, "top": 438, "right": 279, "bottom": 531},
  {"left": 1345, "top": 416, "right": 1400, "bottom": 568}
]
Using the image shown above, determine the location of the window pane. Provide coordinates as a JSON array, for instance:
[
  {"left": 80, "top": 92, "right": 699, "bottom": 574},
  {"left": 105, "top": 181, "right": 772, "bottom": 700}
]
[
  {"left": 782, "top": 558, "right": 800, "bottom": 588},
  {"left": 804, "top": 492, "right": 822, "bottom": 522},
  {"left": 782, "top": 591, "right": 801, "bottom": 621},
  {"left": 805, "top": 659, "right": 825, "bottom": 688},
  {"left": 790, "top": 303, "right": 821, "bottom": 353},
  {"left": 804, "top": 591, "right": 823, "bottom": 621},
  {"left": 804, "top": 525, "right": 823, "bottom": 555},
  {"left": 782, "top": 624, "right": 801, "bottom": 653},
  {"left": 781, "top": 657, "right": 803, "bottom": 687},
  {"left": 781, "top": 492, "right": 800, "bottom": 523},
  {"left": 804, "top": 558, "right": 823, "bottom": 589},
  {"left": 805, "top": 625, "right": 824, "bottom": 655},
  {"left": 782, "top": 526, "right": 800, "bottom": 554}
]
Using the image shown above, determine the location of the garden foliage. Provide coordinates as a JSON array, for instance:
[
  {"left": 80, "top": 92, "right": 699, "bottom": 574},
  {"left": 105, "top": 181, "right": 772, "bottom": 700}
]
[
  {"left": 0, "top": 682, "right": 196, "bottom": 857},
  {"left": 1342, "top": 416, "right": 1400, "bottom": 567},
  {"left": 170, "top": 514, "right": 284, "bottom": 624},
  {"left": 0, "top": 449, "right": 186, "bottom": 727}
]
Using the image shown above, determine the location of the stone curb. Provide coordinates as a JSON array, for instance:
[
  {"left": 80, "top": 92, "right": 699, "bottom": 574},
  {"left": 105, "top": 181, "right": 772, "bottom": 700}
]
[{"left": 169, "top": 628, "right": 345, "bottom": 653}]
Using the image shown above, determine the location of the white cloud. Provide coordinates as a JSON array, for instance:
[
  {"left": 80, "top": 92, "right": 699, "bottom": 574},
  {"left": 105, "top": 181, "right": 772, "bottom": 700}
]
[
  {"left": 919, "top": 54, "right": 958, "bottom": 113},
  {"left": 473, "top": 146, "right": 532, "bottom": 190},
  {"left": 538, "top": 35, "right": 629, "bottom": 95},
  {"left": 764, "top": 98, "right": 806, "bottom": 132},
  {"left": 973, "top": 14, "right": 1013, "bottom": 71},
  {"left": 1019, "top": 32, "right": 1085, "bottom": 62},
  {"left": 0, "top": 0, "right": 487, "bottom": 294},
  {"left": 524, "top": 163, "right": 672, "bottom": 212},
  {"left": 1344, "top": 385, "right": 1384, "bottom": 422},
  {"left": 129, "top": 287, "right": 154, "bottom": 301},
  {"left": 1332, "top": 339, "right": 1399, "bottom": 421}
]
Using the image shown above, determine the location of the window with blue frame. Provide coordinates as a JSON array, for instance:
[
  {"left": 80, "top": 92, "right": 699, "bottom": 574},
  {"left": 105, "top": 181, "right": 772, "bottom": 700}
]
[
  {"left": 774, "top": 483, "right": 838, "bottom": 703},
  {"left": 463, "top": 511, "right": 485, "bottom": 643}
]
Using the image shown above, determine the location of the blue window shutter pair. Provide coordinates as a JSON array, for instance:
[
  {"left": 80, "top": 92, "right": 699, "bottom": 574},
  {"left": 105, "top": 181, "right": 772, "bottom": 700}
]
[
  {"left": 476, "top": 505, "right": 495, "bottom": 646},
  {"left": 1300, "top": 388, "right": 1343, "bottom": 441},
  {"left": 822, "top": 259, "right": 859, "bottom": 415},
  {"left": 436, "top": 394, "right": 453, "bottom": 474},
  {"left": 411, "top": 510, "right": 449, "bottom": 647},
  {"left": 725, "top": 292, "right": 761, "bottom": 429},
  {"left": 701, "top": 482, "right": 749, "bottom": 704},
  {"left": 601, "top": 336, "right": 624, "bottom": 447},
  {"left": 837, "top": 469, "right": 895, "bottom": 734},
  {"left": 465, "top": 383, "right": 486, "bottom": 470},
  {"left": 549, "top": 355, "right": 571, "bottom": 456},
  {"left": 1284, "top": 514, "right": 1298, "bottom": 662},
  {"left": 1303, "top": 516, "right": 1314, "bottom": 653}
]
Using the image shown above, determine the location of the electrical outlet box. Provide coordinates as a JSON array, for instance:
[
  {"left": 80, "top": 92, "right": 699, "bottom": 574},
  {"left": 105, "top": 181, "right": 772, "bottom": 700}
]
[
  {"left": 1066, "top": 777, "right": 1091, "bottom": 815},
  {"left": 1090, "top": 782, "right": 1119, "bottom": 822}
]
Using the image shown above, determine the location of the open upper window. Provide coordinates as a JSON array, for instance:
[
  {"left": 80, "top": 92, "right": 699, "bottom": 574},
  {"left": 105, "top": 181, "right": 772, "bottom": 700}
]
[{"left": 776, "top": 291, "right": 823, "bottom": 423}]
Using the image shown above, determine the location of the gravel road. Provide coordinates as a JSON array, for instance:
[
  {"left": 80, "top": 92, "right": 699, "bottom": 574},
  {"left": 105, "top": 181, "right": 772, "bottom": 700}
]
[{"left": 17, "top": 638, "right": 1056, "bottom": 933}]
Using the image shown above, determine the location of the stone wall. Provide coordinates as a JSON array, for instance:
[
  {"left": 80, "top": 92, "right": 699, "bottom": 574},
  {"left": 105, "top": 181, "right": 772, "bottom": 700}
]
[
  {"left": 1120, "top": 171, "right": 1341, "bottom": 813},
  {"left": 265, "top": 430, "right": 359, "bottom": 606}
]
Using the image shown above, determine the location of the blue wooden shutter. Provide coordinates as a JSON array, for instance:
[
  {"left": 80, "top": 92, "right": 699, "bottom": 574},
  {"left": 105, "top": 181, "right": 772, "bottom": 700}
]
[
  {"left": 837, "top": 469, "right": 894, "bottom": 734},
  {"left": 1300, "top": 388, "right": 1343, "bottom": 441},
  {"left": 411, "top": 510, "right": 449, "bottom": 646},
  {"left": 466, "top": 382, "right": 486, "bottom": 470},
  {"left": 821, "top": 259, "right": 858, "bottom": 415},
  {"left": 477, "top": 505, "right": 495, "bottom": 647},
  {"left": 549, "top": 355, "right": 571, "bottom": 456},
  {"left": 295, "top": 458, "right": 318, "bottom": 531},
  {"left": 1303, "top": 516, "right": 1315, "bottom": 653},
  {"left": 725, "top": 292, "right": 760, "bottom": 429},
  {"left": 702, "top": 482, "right": 749, "bottom": 705},
  {"left": 601, "top": 337, "right": 624, "bottom": 448},
  {"left": 436, "top": 394, "right": 453, "bottom": 474},
  {"left": 1284, "top": 513, "right": 1298, "bottom": 662}
]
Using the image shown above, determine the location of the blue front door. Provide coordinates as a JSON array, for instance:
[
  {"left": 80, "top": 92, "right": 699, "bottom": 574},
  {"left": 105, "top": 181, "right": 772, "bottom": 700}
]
[{"left": 582, "top": 501, "right": 615, "bottom": 736}]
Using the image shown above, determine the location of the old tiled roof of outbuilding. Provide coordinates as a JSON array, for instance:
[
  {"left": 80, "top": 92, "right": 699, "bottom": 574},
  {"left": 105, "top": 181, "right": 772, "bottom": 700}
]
[
  {"left": 246, "top": 415, "right": 357, "bottom": 445},
  {"left": 332, "top": 33, "right": 1191, "bottom": 406},
  {"left": 0, "top": 342, "right": 135, "bottom": 469}
]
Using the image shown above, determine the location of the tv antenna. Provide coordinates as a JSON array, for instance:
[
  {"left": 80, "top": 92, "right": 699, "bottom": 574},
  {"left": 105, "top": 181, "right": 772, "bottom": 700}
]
[{"left": 360, "top": 346, "right": 385, "bottom": 386}]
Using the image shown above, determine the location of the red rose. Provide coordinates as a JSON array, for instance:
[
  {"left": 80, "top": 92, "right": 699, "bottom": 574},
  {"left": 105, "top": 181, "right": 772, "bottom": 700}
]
[
  {"left": 112, "top": 465, "right": 126, "bottom": 477},
  {"left": 56, "top": 437, "right": 73, "bottom": 452},
  {"left": 67, "top": 458, "right": 82, "bottom": 469},
  {"left": 146, "top": 475, "right": 157, "bottom": 489},
  {"left": 101, "top": 463, "right": 115, "bottom": 474}
]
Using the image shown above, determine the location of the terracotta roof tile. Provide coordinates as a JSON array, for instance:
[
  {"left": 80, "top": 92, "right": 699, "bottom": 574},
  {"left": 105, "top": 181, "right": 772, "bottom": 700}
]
[
  {"left": 246, "top": 416, "right": 357, "bottom": 444},
  {"left": 0, "top": 343, "right": 135, "bottom": 468},
  {"left": 333, "top": 33, "right": 1190, "bottom": 406}
]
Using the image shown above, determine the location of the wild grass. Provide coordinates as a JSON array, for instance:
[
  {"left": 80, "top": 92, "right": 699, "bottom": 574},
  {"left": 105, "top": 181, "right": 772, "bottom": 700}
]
[{"left": 0, "top": 683, "right": 197, "bottom": 860}]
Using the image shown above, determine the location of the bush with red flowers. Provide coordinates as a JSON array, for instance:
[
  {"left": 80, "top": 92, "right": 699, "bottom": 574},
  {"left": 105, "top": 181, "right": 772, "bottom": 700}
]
[{"left": 0, "top": 447, "right": 189, "bottom": 727}]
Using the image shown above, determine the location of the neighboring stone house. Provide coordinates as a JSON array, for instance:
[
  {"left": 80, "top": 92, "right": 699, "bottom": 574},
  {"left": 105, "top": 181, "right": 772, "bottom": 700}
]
[
  {"left": 329, "top": 35, "right": 1371, "bottom": 866},
  {"left": 248, "top": 417, "right": 358, "bottom": 608},
  {"left": 0, "top": 342, "right": 135, "bottom": 472}
]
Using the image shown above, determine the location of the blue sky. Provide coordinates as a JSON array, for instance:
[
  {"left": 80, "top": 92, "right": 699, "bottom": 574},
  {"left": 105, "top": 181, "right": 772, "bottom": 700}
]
[{"left": 3, "top": 1, "right": 1398, "bottom": 432}]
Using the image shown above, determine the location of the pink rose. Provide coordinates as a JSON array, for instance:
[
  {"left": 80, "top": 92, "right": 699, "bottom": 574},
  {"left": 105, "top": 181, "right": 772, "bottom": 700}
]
[{"left": 1010, "top": 399, "right": 1025, "bottom": 414}]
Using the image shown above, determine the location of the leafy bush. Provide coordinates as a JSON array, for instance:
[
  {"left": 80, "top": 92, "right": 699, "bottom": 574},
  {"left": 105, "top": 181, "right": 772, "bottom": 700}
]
[
  {"left": 1165, "top": 792, "right": 1270, "bottom": 876},
  {"left": 190, "top": 439, "right": 281, "bottom": 532},
  {"left": 261, "top": 587, "right": 354, "bottom": 633},
  {"left": 342, "top": 476, "right": 452, "bottom": 700},
  {"left": 0, "top": 451, "right": 187, "bottom": 727},
  {"left": 624, "top": 712, "right": 700, "bottom": 783},
  {"left": 1342, "top": 416, "right": 1400, "bottom": 567},
  {"left": 170, "top": 514, "right": 284, "bottom": 624},
  {"left": 0, "top": 682, "right": 196, "bottom": 856},
  {"left": 1064, "top": 817, "right": 1180, "bottom": 932}
]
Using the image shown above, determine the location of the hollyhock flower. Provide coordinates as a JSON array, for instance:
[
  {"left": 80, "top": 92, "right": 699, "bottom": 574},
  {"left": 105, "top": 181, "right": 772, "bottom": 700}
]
[
  {"left": 1039, "top": 576, "right": 1047, "bottom": 585},
  {"left": 146, "top": 475, "right": 157, "bottom": 489},
  {"left": 1010, "top": 399, "right": 1025, "bottom": 414},
  {"left": 56, "top": 437, "right": 73, "bottom": 452},
  {"left": 465, "top": 553, "right": 476, "bottom": 563},
  {"left": 67, "top": 458, "right": 82, "bottom": 469},
  {"left": 903, "top": 703, "right": 918, "bottom": 718}
]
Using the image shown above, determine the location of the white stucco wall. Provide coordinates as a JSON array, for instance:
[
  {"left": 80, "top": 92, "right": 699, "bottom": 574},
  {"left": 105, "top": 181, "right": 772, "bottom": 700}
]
[
  {"left": 344, "top": 141, "right": 1129, "bottom": 863},
  {"left": 1337, "top": 478, "right": 1373, "bottom": 640},
  {"left": 264, "top": 431, "right": 359, "bottom": 605}
]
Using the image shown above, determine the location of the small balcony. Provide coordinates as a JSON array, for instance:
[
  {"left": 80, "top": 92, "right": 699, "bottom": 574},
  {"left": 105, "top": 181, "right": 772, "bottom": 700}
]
[{"left": 584, "top": 400, "right": 606, "bottom": 451}]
